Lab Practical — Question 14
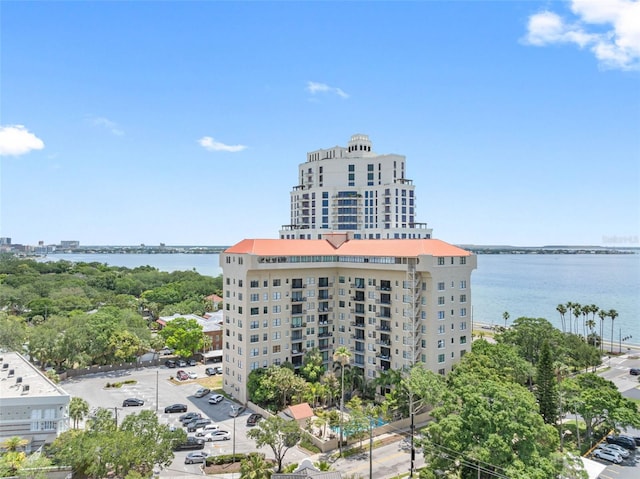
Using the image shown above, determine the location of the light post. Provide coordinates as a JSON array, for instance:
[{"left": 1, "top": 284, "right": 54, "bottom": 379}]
[
  {"left": 231, "top": 405, "right": 237, "bottom": 464},
  {"left": 155, "top": 370, "right": 159, "bottom": 414}
]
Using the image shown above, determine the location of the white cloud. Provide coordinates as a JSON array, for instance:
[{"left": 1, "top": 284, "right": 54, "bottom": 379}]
[
  {"left": 198, "top": 136, "right": 247, "bottom": 153},
  {"left": 306, "top": 81, "right": 350, "bottom": 99},
  {"left": 523, "top": 0, "right": 640, "bottom": 71},
  {"left": 88, "top": 116, "right": 124, "bottom": 136},
  {"left": 0, "top": 125, "right": 45, "bottom": 156}
]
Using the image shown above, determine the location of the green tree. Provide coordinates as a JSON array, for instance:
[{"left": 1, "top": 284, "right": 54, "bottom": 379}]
[
  {"left": 0, "top": 312, "right": 27, "bottom": 351},
  {"left": 240, "top": 453, "right": 273, "bottom": 479},
  {"left": 536, "top": 341, "right": 558, "bottom": 425},
  {"left": 158, "top": 317, "right": 204, "bottom": 358},
  {"left": 333, "top": 346, "right": 351, "bottom": 456},
  {"left": 69, "top": 396, "right": 90, "bottom": 429},
  {"left": 608, "top": 309, "right": 618, "bottom": 354},
  {"left": 300, "top": 348, "right": 325, "bottom": 383},
  {"left": 246, "top": 415, "right": 302, "bottom": 473}
]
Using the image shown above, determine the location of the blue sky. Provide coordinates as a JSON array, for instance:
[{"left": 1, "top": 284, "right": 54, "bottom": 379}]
[{"left": 1, "top": 1, "right": 638, "bottom": 247}]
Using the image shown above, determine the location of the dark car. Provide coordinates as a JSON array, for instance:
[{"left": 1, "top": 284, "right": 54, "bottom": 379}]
[
  {"left": 179, "top": 412, "right": 202, "bottom": 425},
  {"left": 246, "top": 413, "right": 262, "bottom": 426},
  {"left": 205, "top": 367, "right": 217, "bottom": 376},
  {"left": 606, "top": 434, "right": 637, "bottom": 450},
  {"left": 122, "top": 398, "right": 144, "bottom": 407},
  {"left": 185, "top": 451, "right": 208, "bottom": 464},
  {"left": 165, "top": 359, "right": 176, "bottom": 368},
  {"left": 186, "top": 418, "right": 212, "bottom": 432},
  {"left": 174, "top": 437, "right": 204, "bottom": 451},
  {"left": 187, "top": 359, "right": 197, "bottom": 366},
  {"left": 164, "top": 403, "right": 188, "bottom": 413},
  {"left": 630, "top": 368, "right": 640, "bottom": 376}
]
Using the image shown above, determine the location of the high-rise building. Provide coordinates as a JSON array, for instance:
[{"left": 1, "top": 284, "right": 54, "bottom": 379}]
[
  {"left": 221, "top": 235, "right": 476, "bottom": 404},
  {"left": 279, "top": 134, "right": 432, "bottom": 240}
]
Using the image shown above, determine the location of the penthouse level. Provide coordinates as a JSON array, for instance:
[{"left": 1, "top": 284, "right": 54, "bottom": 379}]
[{"left": 221, "top": 235, "right": 476, "bottom": 404}]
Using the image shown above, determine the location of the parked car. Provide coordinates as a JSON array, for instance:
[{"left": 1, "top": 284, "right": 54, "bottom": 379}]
[
  {"left": 208, "top": 394, "right": 224, "bottom": 404},
  {"left": 187, "top": 372, "right": 198, "bottom": 380},
  {"left": 184, "top": 451, "right": 207, "bottom": 464},
  {"left": 174, "top": 437, "right": 204, "bottom": 451},
  {"left": 187, "top": 359, "right": 197, "bottom": 366},
  {"left": 177, "top": 359, "right": 187, "bottom": 367},
  {"left": 180, "top": 412, "right": 202, "bottom": 425},
  {"left": 195, "top": 424, "right": 220, "bottom": 437},
  {"left": 213, "top": 366, "right": 223, "bottom": 375},
  {"left": 160, "top": 347, "right": 174, "bottom": 356},
  {"left": 205, "top": 367, "right": 217, "bottom": 376},
  {"left": 194, "top": 387, "right": 211, "bottom": 398},
  {"left": 229, "top": 405, "right": 246, "bottom": 417},
  {"left": 165, "top": 359, "right": 176, "bottom": 368},
  {"left": 606, "top": 435, "right": 637, "bottom": 450},
  {"left": 176, "top": 370, "right": 189, "bottom": 381},
  {"left": 122, "top": 398, "right": 144, "bottom": 407},
  {"left": 599, "top": 443, "right": 630, "bottom": 458},
  {"left": 593, "top": 449, "right": 623, "bottom": 464},
  {"left": 202, "top": 430, "right": 231, "bottom": 442},
  {"left": 164, "top": 404, "right": 188, "bottom": 414},
  {"left": 630, "top": 368, "right": 640, "bottom": 375},
  {"left": 186, "top": 418, "right": 212, "bottom": 432},
  {"left": 246, "top": 413, "right": 262, "bottom": 426}
]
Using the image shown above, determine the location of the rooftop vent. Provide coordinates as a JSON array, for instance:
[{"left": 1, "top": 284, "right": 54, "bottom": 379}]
[
  {"left": 22, "top": 384, "right": 30, "bottom": 393},
  {"left": 16, "top": 376, "right": 22, "bottom": 384},
  {"left": 2, "top": 363, "right": 8, "bottom": 369},
  {"left": 8, "top": 369, "right": 15, "bottom": 377}
]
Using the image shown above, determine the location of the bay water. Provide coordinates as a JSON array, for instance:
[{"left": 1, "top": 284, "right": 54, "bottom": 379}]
[{"left": 47, "top": 252, "right": 639, "bottom": 346}]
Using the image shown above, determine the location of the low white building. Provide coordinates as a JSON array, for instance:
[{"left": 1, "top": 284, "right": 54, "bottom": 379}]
[{"left": 0, "top": 352, "right": 70, "bottom": 450}]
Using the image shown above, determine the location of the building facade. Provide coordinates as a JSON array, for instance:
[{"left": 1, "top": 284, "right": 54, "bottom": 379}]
[
  {"left": 279, "top": 134, "right": 432, "bottom": 240},
  {"left": 0, "top": 352, "right": 70, "bottom": 450},
  {"left": 220, "top": 235, "right": 476, "bottom": 404}
]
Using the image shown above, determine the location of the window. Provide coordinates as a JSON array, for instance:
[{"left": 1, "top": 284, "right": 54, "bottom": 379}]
[
  {"left": 273, "top": 305, "right": 281, "bottom": 313},
  {"left": 273, "top": 318, "right": 281, "bottom": 326},
  {"left": 273, "top": 292, "right": 281, "bottom": 300},
  {"left": 273, "top": 345, "right": 281, "bottom": 353},
  {"left": 250, "top": 321, "right": 259, "bottom": 329},
  {"left": 250, "top": 307, "right": 259, "bottom": 315},
  {"left": 438, "top": 311, "right": 445, "bottom": 320},
  {"left": 460, "top": 257, "right": 466, "bottom": 265},
  {"left": 437, "top": 257, "right": 445, "bottom": 265},
  {"left": 250, "top": 334, "right": 259, "bottom": 343},
  {"left": 438, "top": 354, "right": 445, "bottom": 363},
  {"left": 460, "top": 294, "right": 467, "bottom": 303},
  {"left": 460, "top": 308, "right": 467, "bottom": 317},
  {"left": 438, "top": 325, "right": 445, "bottom": 334},
  {"left": 437, "top": 339, "right": 445, "bottom": 349},
  {"left": 437, "top": 282, "right": 445, "bottom": 291},
  {"left": 273, "top": 279, "right": 281, "bottom": 287},
  {"left": 250, "top": 293, "right": 259, "bottom": 302},
  {"left": 438, "top": 296, "right": 445, "bottom": 305},
  {"left": 460, "top": 280, "right": 467, "bottom": 289},
  {"left": 460, "top": 321, "right": 467, "bottom": 330},
  {"left": 250, "top": 280, "right": 259, "bottom": 288},
  {"left": 460, "top": 336, "right": 467, "bottom": 344},
  {"left": 250, "top": 348, "right": 259, "bottom": 357},
  {"left": 273, "top": 332, "right": 281, "bottom": 340}
]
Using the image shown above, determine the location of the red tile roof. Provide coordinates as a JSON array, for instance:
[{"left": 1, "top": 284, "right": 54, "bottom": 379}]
[
  {"left": 225, "top": 238, "right": 471, "bottom": 257},
  {"left": 286, "top": 402, "right": 314, "bottom": 420}
]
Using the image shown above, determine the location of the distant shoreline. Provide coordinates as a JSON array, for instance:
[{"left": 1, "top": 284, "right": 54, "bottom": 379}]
[{"left": 35, "top": 245, "right": 638, "bottom": 255}]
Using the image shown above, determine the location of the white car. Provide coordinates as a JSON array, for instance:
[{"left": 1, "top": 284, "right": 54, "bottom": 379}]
[
  {"left": 208, "top": 394, "right": 224, "bottom": 404},
  {"left": 203, "top": 430, "right": 231, "bottom": 442},
  {"left": 599, "top": 444, "right": 630, "bottom": 458},
  {"left": 195, "top": 424, "right": 220, "bottom": 437},
  {"left": 187, "top": 372, "right": 197, "bottom": 380},
  {"left": 593, "top": 449, "right": 623, "bottom": 464}
]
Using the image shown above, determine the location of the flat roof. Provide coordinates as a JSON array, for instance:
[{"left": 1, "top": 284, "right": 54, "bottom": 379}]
[{"left": 0, "top": 352, "right": 69, "bottom": 399}]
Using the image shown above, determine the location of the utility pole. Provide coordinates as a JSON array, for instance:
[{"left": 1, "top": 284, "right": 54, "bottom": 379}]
[
  {"left": 369, "top": 418, "right": 373, "bottom": 479},
  {"left": 155, "top": 370, "right": 159, "bottom": 414},
  {"left": 231, "top": 405, "right": 237, "bottom": 464}
]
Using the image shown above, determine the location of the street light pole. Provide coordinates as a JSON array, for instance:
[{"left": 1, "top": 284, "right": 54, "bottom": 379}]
[
  {"left": 232, "top": 406, "right": 237, "bottom": 464},
  {"left": 155, "top": 370, "right": 159, "bottom": 414}
]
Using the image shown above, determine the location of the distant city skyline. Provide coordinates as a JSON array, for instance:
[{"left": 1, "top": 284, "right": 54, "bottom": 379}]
[{"left": 1, "top": 1, "right": 638, "bottom": 247}]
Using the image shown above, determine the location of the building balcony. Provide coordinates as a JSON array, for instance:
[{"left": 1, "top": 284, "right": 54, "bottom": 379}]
[
  {"left": 291, "top": 297, "right": 306, "bottom": 302},
  {"left": 291, "top": 323, "right": 306, "bottom": 329},
  {"left": 291, "top": 349, "right": 305, "bottom": 356}
]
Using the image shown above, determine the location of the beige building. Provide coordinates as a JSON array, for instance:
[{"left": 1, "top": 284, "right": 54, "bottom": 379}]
[
  {"left": 279, "top": 134, "right": 432, "bottom": 240},
  {"left": 220, "top": 235, "right": 476, "bottom": 404},
  {"left": 0, "top": 352, "right": 70, "bottom": 450}
]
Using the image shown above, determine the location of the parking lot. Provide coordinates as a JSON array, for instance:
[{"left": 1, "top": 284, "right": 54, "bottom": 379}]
[{"left": 61, "top": 363, "right": 310, "bottom": 476}]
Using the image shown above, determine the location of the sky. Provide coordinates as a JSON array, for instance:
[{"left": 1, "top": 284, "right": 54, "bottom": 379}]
[{"left": 1, "top": 0, "right": 639, "bottom": 248}]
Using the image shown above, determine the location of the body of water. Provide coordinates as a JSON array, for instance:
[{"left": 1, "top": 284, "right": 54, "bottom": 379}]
[{"left": 46, "top": 252, "right": 639, "bottom": 346}]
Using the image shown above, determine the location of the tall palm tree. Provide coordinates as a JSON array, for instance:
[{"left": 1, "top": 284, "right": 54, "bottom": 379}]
[
  {"left": 69, "top": 396, "right": 90, "bottom": 429},
  {"left": 581, "top": 305, "right": 589, "bottom": 340},
  {"left": 556, "top": 304, "right": 567, "bottom": 333},
  {"left": 571, "top": 303, "right": 582, "bottom": 338},
  {"left": 566, "top": 302, "right": 575, "bottom": 334},
  {"left": 598, "top": 309, "right": 607, "bottom": 353},
  {"left": 608, "top": 309, "right": 618, "bottom": 354},
  {"left": 333, "top": 346, "right": 351, "bottom": 456},
  {"left": 502, "top": 311, "right": 510, "bottom": 329}
]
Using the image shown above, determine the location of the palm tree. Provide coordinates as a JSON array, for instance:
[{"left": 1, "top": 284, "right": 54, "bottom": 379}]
[
  {"left": 333, "top": 346, "right": 351, "bottom": 456},
  {"left": 240, "top": 453, "right": 273, "bottom": 479},
  {"left": 69, "top": 396, "right": 90, "bottom": 429},
  {"left": 571, "top": 303, "right": 581, "bottom": 338},
  {"left": 502, "top": 311, "right": 510, "bottom": 329},
  {"left": 1, "top": 436, "right": 28, "bottom": 452},
  {"left": 314, "top": 460, "right": 333, "bottom": 471},
  {"left": 556, "top": 304, "right": 567, "bottom": 333},
  {"left": 581, "top": 305, "right": 589, "bottom": 340},
  {"left": 566, "top": 302, "right": 575, "bottom": 334},
  {"left": 598, "top": 309, "right": 607, "bottom": 353},
  {"left": 608, "top": 309, "right": 618, "bottom": 354}
]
